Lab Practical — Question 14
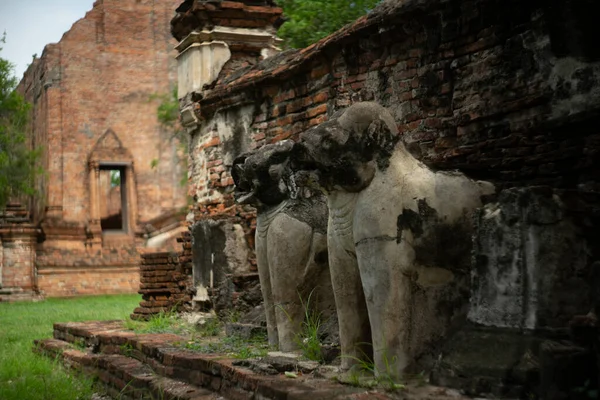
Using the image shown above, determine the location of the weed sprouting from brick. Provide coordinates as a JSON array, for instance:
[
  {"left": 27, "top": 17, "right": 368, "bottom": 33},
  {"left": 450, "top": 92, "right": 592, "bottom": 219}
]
[
  {"left": 341, "top": 344, "right": 406, "bottom": 392},
  {"left": 278, "top": 289, "right": 325, "bottom": 362},
  {"left": 295, "top": 290, "right": 324, "bottom": 362}
]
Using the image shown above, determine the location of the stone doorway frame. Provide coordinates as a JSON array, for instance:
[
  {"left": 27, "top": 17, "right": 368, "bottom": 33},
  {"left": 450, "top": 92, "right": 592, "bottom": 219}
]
[{"left": 87, "top": 129, "right": 138, "bottom": 246}]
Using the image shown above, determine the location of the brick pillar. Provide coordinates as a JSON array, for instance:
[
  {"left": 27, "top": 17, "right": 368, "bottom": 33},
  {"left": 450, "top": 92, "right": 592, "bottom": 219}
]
[{"left": 0, "top": 223, "right": 39, "bottom": 301}]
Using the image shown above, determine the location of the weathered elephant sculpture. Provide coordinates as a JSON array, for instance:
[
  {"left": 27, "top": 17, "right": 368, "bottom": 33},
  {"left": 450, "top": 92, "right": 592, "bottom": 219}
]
[
  {"left": 232, "top": 141, "right": 334, "bottom": 352},
  {"left": 291, "top": 102, "right": 494, "bottom": 378}
]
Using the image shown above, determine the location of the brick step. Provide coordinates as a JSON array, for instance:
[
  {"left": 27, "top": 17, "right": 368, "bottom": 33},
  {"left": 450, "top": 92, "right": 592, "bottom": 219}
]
[
  {"left": 43, "top": 320, "right": 479, "bottom": 399},
  {"left": 34, "top": 339, "right": 218, "bottom": 400},
  {"left": 44, "top": 320, "right": 379, "bottom": 399}
]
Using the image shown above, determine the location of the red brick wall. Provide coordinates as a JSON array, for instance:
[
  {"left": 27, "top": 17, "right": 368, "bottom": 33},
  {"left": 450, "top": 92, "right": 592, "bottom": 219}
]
[
  {"left": 18, "top": 0, "right": 185, "bottom": 226},
  {"left": 179, "top": 0, "right": 600, "bottom": 275},
  {"left": 13, "top": 0, "right": 187, "bottom": 297},
  {"left": 37, "top": 267, "right": 139, "bottom": 297},
  {"left": 188, "top": 0, "right": 600, "bottom": 206}
]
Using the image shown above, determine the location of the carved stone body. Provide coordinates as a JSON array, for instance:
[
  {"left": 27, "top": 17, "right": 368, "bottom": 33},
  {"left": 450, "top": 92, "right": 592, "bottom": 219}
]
[
  {"left": 233, "top": 142, "right": 333, "bottom": 351},
  {"left": 291, "top": 102, "right": 494, "bottom": 378}
]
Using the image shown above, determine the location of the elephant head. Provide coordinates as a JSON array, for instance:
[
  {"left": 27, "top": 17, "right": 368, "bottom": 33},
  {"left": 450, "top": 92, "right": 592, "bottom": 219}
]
[
  {"left": 232, "top": 140, "right": 296, "bottom": 209},
  {"left": 291, "top": 102, "right": 400, "bottom": 193}
]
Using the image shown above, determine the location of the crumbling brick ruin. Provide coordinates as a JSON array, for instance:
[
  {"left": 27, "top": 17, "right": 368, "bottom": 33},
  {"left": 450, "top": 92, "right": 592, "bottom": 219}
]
[
  {"left": 171, "top": 0, "right": 600, "bottom": 396},
  {"left": 0, "top": 0, "right": 187, "bottom": 300},
  {"left": 132, "top": 251, "right": 192, "bottom": 319}
]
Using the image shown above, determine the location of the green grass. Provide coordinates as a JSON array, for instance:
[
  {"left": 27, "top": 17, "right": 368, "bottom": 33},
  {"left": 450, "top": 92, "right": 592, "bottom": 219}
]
[{"left": 0, "top": 294, "right": 141, "bottom": 400}]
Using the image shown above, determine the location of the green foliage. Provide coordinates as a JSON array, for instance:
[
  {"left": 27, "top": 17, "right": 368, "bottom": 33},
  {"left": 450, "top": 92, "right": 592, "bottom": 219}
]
[
  {"left": 156, "top": 87, "right": 180, "bottom": 129},
  {"left": 110, "top": 170, "right": 121, "bottom": 187},
  {"left": 0, "top": 294, "right": 141, "bottom": 400},
  {"left": 0, "top": 34, "right": 43, "bottom": 209},
  {"left": 276, "top": 0, "right": 382, "bottom": 49},
  {"left": 143, "top": 310, "right": 177, "bottom": 333},
  {"left": 124, "top": 311, "right": 221, "bottom": 338}
]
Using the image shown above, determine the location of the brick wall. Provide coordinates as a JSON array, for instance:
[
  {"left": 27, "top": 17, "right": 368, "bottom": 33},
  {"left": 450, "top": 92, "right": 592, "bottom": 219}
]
[
  {"left": 189, "top": 0, "right": 600, "bottom": 203},
  {"left": 17, "top": 0, "right": 185, "bottom": 227},
  {"left": 173, "top": 0, "right": 600, "bottom": 294},
  {"left": 10, "top": 0, "right": 188, "bottom": 298},
  {"left": 37, "top": 267, "right": 139, "bottom": 298}
]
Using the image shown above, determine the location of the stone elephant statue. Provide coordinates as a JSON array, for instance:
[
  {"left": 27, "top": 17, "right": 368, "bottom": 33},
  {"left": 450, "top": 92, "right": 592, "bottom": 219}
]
[
  {"left": 232, "top": 141, "right": 335, "bottom": 352},
  {"left": 290, "top": 102, "right": 495, "bottom": 378}
]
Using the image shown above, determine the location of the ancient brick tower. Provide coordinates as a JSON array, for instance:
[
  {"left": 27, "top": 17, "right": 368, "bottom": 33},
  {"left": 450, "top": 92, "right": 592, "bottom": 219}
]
[{"left": 0, "top": 0, "right": 186, "bottom": 300}]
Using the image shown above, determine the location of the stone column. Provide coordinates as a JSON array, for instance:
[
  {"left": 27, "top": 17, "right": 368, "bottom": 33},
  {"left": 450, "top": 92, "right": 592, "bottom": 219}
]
[
  {"left": 87, "top": 161, "right": 102, "bottom": 246},
  {"left": 125, "top": 163, "right": 138, "bottom": 235},
  {"left": 89, "top": 161, "right": 100, "bottom": 225}
]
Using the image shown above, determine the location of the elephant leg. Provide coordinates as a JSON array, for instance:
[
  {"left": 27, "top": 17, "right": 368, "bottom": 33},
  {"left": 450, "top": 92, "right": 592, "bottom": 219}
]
[
  {"left": 255, "top": 227, "right": 278, "bottom": 347},
  {"left": 267, "top": 214, "right": 312, "bottom": 352},
  {"left": 328, "top": 232, "right": 372, "bottom": 371},
  {"left": 355, "top": 239, "right": 414, "bottom": 380}
]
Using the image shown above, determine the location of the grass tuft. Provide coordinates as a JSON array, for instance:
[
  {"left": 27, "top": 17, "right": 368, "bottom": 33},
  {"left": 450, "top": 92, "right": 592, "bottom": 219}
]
[
  {"left": 295, "top": 290, "right": 324, "bottom": 362},
  {"left": 123, "top": 309, "right": 193, "bottom": 335},
  {"left": 342, "top": 345, "right": 405, "bottom": 391}
]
